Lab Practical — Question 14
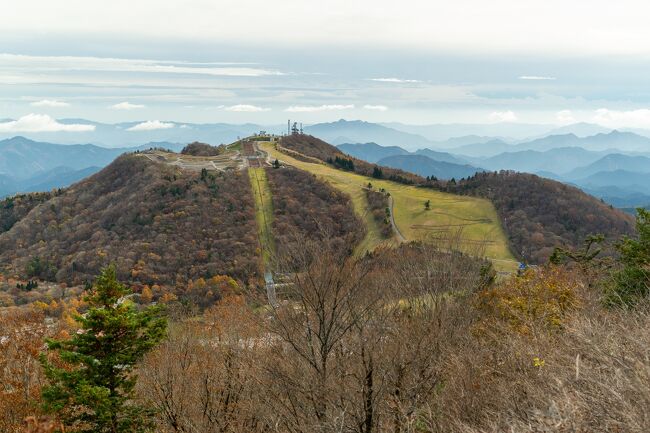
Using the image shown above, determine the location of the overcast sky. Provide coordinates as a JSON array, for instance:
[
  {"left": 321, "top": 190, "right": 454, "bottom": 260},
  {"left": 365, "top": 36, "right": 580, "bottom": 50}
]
[{"left": 3, "top": 0, "right": 650, "bottom": 128}]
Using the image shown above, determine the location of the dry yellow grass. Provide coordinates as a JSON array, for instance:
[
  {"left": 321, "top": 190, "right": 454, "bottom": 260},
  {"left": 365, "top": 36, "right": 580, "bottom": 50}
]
[
  {"left": 248, "top": 167, "right": 275, "bottom": 266},
  {"left": 259, "top": 141, "right": 517, "bottom": 270}
]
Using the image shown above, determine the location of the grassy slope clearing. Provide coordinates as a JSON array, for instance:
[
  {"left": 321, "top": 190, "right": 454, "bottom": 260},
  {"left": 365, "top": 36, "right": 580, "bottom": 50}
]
[
  {"left": 260, "top": 141, "right": 516, "bottom": 269},
  {"left": 248, "top": 167, "right": 275, "bottom": 266}
]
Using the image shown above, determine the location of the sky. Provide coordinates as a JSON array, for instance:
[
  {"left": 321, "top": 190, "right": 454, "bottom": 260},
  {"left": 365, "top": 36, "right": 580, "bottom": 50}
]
[{"left": 3, "top": 0, "right": 650, "bottom": 129}]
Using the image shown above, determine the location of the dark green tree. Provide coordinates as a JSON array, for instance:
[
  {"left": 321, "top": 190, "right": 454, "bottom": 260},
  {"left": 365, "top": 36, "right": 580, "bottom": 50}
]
[
  {"left": 273, "top": 158, "right": 281, "bottom": 168},
  {"left": 608, "top": 208, "right": 650, "bottom": 306},
  {"left": 424, "top": 199, "right": 431, "bottom": 210},
  {"left": 40, "top": 266, "right": 167, "bottom": 432}
]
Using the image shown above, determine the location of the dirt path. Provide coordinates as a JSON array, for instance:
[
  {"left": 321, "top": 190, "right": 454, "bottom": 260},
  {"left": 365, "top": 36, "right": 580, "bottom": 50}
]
[{"left": 388, "top": 195, "right": 406, "bottom": 242}]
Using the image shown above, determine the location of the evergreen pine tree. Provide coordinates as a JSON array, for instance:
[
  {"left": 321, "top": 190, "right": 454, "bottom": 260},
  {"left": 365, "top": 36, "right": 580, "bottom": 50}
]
[{"left": 40, "top": 266, "right": 167, "bottom": 433}]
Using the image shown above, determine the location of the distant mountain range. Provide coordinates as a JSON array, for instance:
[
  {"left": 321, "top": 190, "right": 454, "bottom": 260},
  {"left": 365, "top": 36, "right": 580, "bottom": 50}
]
[
  {"left": 0, "top": 120, "right": 269, "bottom": 148},
  {"left": 376, "top": 155, "right": 482, "bottom": 180},
  {"left": 305, "top": 120, "right": 434, "bottom": 149},
  {"left": 475, "top": 147, "right": 610, "bottom": 175},
  {"left": 563, "top": 154, "right": 650, "bottom": 179},
  {"left": 336, "top": 137, "right": 650, "bottom": 208},
  {"left": 2, "top": 117, "right": 650, "bottom": 207},
  {"left": 337, "top": 142, "right": 481, "bottom": 179},
  {"left": 0, "top": 136, "right": 183, "bottom": 197}
]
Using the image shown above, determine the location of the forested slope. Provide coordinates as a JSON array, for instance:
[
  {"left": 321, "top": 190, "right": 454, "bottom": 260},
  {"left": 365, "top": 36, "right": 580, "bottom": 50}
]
[
  {"left": 0, "top": 154, "right": 260, "bottom": 286},
  {"left": 448, "top": 171, "right": 635, "bottom": 263},
  {"left": 266, "top": 166, "right": 365, "bottom": 256}
]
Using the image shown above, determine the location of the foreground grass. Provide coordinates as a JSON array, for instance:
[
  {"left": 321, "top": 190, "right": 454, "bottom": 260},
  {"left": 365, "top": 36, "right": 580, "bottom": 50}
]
[
  {"left": 248, "top": 167, "right": 275, "bottom": 266},
  {"left": 259, "top": 142, "right": 516, "bottom": 270}
]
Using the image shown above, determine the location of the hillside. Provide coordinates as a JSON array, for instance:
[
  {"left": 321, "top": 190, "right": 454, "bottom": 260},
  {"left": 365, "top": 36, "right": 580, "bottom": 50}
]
[
  {"left": 413, "top": 148, "right": 468, "bottom": 164},
  {"left": 377, "top": 154, "right": 482, "bottom": 180},
  {"left": 0, "top": 153, "right": 260, "bottom": 286},
  {"left": 449, "top": 171, "right": 636, "bottom": 263},
  {"left": 275, "top": 135, "right": 636, "bottom": 265},
  {"left": 261, "top": 140, "right": 515, "bottom": 266},
  {"left": 478, "top": 147, "right": 608, "bottom": 175},
  {"left": 280, "top": 134, "right": 423, "bottom": 184},
  {"left": 565, "top": 153, "right": 650, "bottom": 179},
  {"left": 337, "top": 142, "right": 410, "bottom": 162},
  {"left": 0, "top": 136, "right": 185, "bottom": 197},
  {"left": 305, "top": 119, "right": 433, "bottom": 148},
  {"left": 575, "top": 170, "right": 650, "bottom": 192},
  {"left": 266, "top": 167, "right": 365, "bottom": 257},
  {"left": 0, "top": 191, "right": 58, "bottom": 233}
]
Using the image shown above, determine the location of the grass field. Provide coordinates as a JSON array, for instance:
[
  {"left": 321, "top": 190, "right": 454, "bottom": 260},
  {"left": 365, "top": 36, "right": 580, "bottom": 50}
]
[
  {"left": 259, "top": 142, "right": 517, "bottom": 270},
  {"left": 248, "top": 167, "right": 275, "bottom": 266}
]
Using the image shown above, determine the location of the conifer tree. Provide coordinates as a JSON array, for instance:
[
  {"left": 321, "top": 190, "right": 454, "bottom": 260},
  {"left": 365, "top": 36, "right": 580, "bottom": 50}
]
[{"left": 40, "top": 266, "right": 167, "bottom": 433}]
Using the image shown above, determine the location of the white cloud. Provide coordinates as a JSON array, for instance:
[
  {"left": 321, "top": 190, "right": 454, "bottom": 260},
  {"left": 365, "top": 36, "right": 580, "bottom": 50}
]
[
  {"left": 224, "top": 104, "right": 270, "bottom": 112},
  {"left": 0, "top": 113, "right": 94, "bottom": 132},
  {"left": 488, "top": 110, "right": 517, "bottom": 123},
  {"left": 518, "top": 75, "right": 556, "bottom": 80},
  {"left": 369, "top": 78, "right": 420, "bottom": 83},
  {"left": 110, "top": 101, "right": 145, "bottom": 110},
  {"left": 593, "top": 108, "right": 650, "bottom": 129},
  {"left": 127, "top": 120, "right": 175, "bottom": 131},
  {"left": 556, "top": 109, "right": 575, "bottom": 124},
  {"left": 363, "top": 104, "right": 388, "bottom": 111},
  {"left": 285, "top": 104, "right": 354, "bottom": 112},
  {"left": 30, "top": 99, "right": 69, "bottom": 107},
  {"left": 0, "top": 54, "right": 282, "bottom": 78}
]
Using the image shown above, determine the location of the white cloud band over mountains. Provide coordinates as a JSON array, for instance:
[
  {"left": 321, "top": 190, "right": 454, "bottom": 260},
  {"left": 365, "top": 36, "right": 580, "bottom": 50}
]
[
  {"left": 127, "top": 120, "right": 175, "bottom": 131},
  {"left": 488, "top": 110, "right": 518, "bottom": 123},
  {"left": 224, "top": 104, "right": 270, "bottom": 112},
  {"left": 285, "top": 104, "right": 354, "bottom": 112},
  {"left": 111, "top": 102, "right": 145, "bottom": 110},
  {"left": 0, "top": 114, "right": 94, "bottom": 132},
  {"left": 30, "top": 99, "right": 70, "bottom": 107}
]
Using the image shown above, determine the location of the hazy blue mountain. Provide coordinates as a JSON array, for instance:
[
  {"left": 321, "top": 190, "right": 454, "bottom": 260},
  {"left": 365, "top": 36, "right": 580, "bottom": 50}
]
[
  {"left": 573, "top": 170, "right": 650, "bottom": 192},
  {"left": 376, "top": 154, "right": 483, "bottom": 180},
  {"left": 0, "top": 136, "right": 123, "bottom": 179},
  {"left": 543, "top": 122, "right": 612, "bottom": 138},
  {"left": 20, "top": 166, "right": 102, "bottom": 193},
  {"left": 0, "top": 174, "right": 17, "bottom": 198},
  {"left": 478, "top": 147, "right": 609, "bottom": 175},
  {"left": 0, "top": 136, "right": 184, "bottom": 180},
  {"left": 578, "top": 185, "right": 650, "bottom": 208},
  {"left": 513, "top": 130, "right": 650, "bottom": 153},
  {"left": 0, "top": 120, "right": 273, "bottom": 148},
  {"left": 306, "top": 119, "right": 433, "bottom": 149},
  {"left": 337, "top": 142, "right": 409, "bottom": 162},
  {"left": 437, "top": 135, "right": 503, "bottom": 148},
  {"left": 446, "top": 139, "right": 513, "bottom": 157},
  {"left": 413, "top": 148, "right": 468, "bottom": 164},
  {"left": 565, "top": 154, "right": 650, "bottom": 180},
  {"left": 381, "top": 122, "right": 554, "bottom": 141},
  {"left": 0, "top": 136, "right": 185, "bottom": 197}
]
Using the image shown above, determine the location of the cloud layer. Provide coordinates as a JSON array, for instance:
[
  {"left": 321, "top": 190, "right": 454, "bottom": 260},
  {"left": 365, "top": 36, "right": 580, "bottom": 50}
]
[
  {"left": 369, "top": 78, "right": 420, "bottom": 83},
  {"left": 0, "top": 114, "right": 94, "bottom": 132},
  {"left": 593, "top": 108, "right": 650, "bottom": 129},
  {"left": 518, "top": 76, "right": 556, "bottom": 81},
  {"left": 224, "top": 104, "right": 269, "bottom": 112},
  {"left": 285, "top": 104, "right": 354, "bottom": 112},
  {"left": 363, "top": 104, "right": 388, "bottom": 111},
  {"left": 111, "top": 101, "right": 145, "bottom": 110},
  {"left": 30, "top": 99, "right": 69, "bottom": 107},
  {"left": 127, "top": 120, "right": 175, "bottom": 131},
  {"left": 488, "top": 110, "right": 517, "bottom": 122}
]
